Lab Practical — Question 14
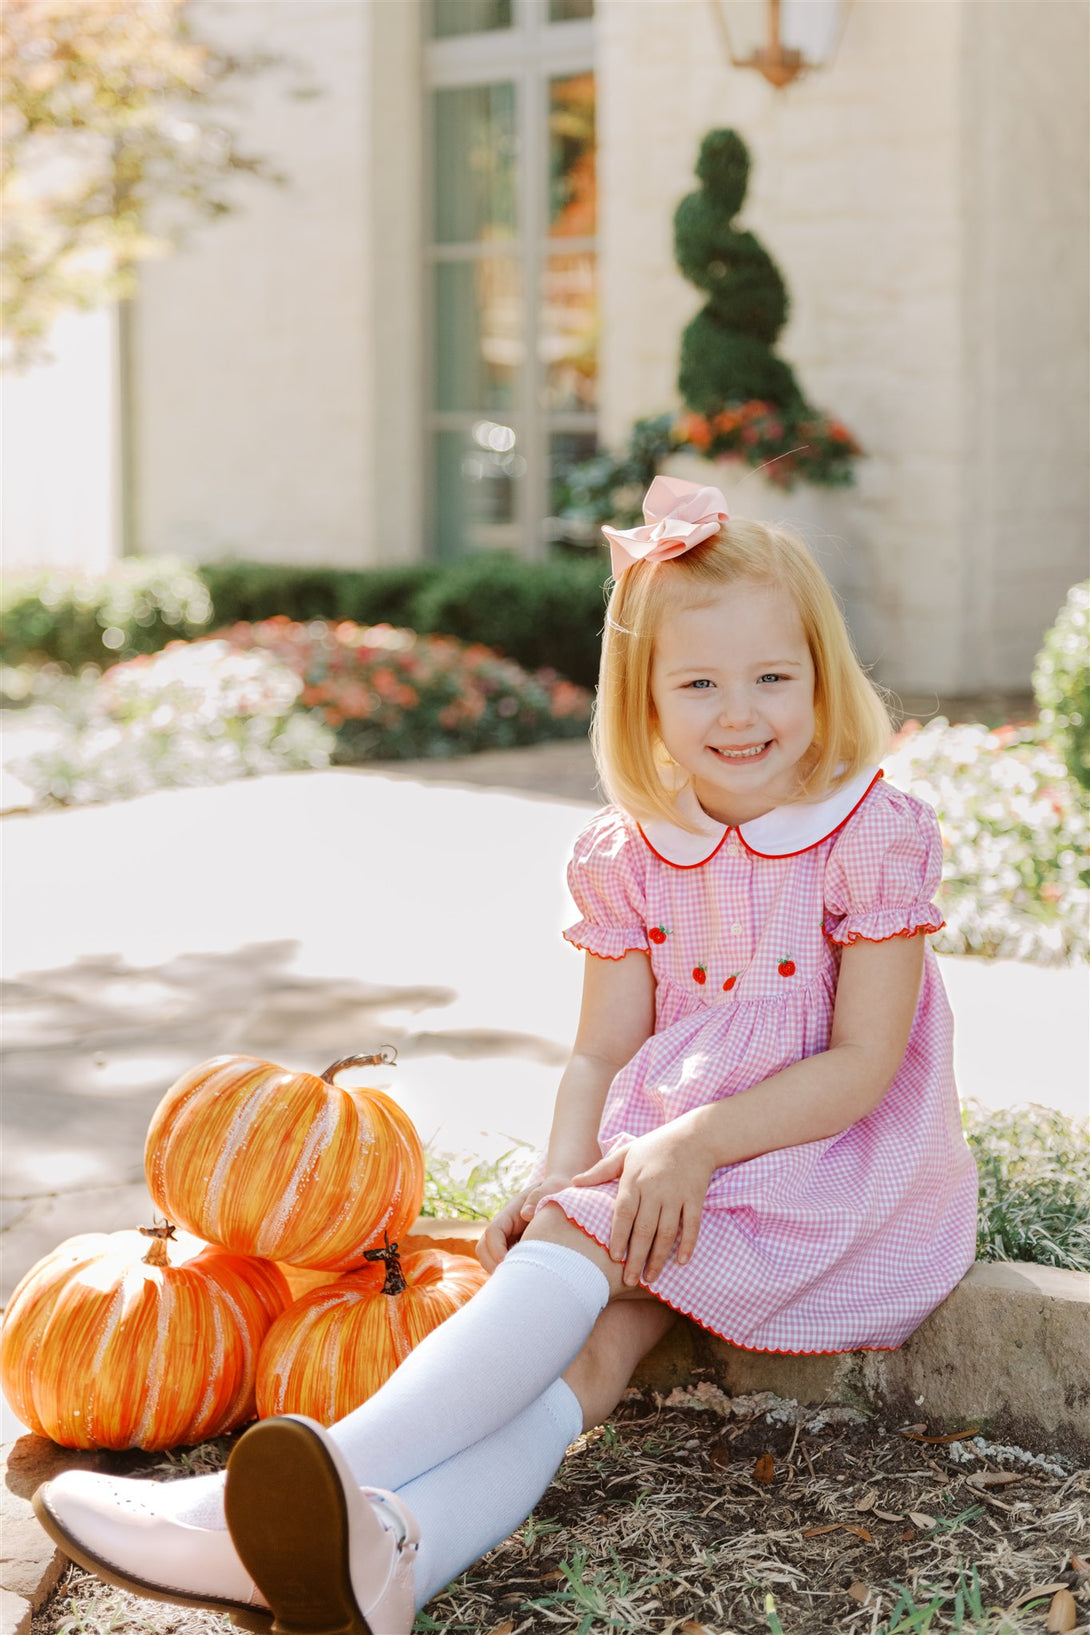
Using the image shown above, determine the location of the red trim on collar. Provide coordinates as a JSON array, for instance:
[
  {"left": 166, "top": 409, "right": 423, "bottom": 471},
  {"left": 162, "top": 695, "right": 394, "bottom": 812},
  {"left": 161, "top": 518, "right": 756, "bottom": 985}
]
[
  {"left": 635, "top": 823, "right": 730, "bottom": 871},
  {"left": 739, "top": 770, "right": 885, "bottom": 860}
]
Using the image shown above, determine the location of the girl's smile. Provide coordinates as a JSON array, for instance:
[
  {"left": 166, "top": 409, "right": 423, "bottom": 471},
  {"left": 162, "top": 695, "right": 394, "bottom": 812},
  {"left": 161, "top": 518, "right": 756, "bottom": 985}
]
[{"left": 650, "top": 579, "right": 816, "bottom": 826}]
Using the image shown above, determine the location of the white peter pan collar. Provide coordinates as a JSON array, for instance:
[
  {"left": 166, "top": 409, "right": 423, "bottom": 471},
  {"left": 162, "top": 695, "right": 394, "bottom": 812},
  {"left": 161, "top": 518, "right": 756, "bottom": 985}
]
[{"left": 637, "top": 766, "right": 883, "bottom": 867}]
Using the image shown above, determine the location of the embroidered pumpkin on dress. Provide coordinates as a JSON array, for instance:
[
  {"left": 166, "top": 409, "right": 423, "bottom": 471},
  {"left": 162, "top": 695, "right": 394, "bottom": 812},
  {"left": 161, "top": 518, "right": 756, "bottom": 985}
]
[
  {"left": 256, "top": 1240, "right": 489, "bottom": 1424},
  {"left": 0, "top": 1225, "right": 289, "bottom": 1449},
  {"left": 144, "top": 1052, "right": 424, "bottom": 1272}
]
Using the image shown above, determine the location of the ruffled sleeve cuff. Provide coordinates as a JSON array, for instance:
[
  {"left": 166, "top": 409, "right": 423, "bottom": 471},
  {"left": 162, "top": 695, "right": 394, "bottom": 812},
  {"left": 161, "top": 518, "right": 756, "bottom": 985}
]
[
  {"left": 823, "top": 902, "right": 945, "bottom": 947},
  {"left": 563, "top": 920, "right": 649, "bottom": 960}
]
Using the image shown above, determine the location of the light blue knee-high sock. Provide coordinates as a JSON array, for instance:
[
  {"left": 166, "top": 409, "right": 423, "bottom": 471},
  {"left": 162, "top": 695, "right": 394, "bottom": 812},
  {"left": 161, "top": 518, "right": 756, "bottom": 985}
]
[{"left": 399, "top": 1377, "right": 583, "bottom": 1609}]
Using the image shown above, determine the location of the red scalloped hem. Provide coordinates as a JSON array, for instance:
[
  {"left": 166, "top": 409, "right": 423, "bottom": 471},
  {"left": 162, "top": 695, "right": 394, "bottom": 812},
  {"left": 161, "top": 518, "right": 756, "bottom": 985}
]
[
  {"left": 823, "top": 920, "right": 945, "bottom": 948},
  {"left": 563, "top": 931, "right": 650, "bottom": 962},
  {"left": 546, "top": 1205, "right": 904, "bottom": 1357}
]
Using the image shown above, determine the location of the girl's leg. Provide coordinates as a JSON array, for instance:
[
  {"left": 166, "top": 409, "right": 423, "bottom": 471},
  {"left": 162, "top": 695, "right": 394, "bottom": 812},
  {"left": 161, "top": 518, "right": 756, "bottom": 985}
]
[
  {"left": 407, "top": 1297, "right": 676, "bottom": 1607},
  {"left": 221, "top": 1296, "right": 676, "bottom": 1629}
]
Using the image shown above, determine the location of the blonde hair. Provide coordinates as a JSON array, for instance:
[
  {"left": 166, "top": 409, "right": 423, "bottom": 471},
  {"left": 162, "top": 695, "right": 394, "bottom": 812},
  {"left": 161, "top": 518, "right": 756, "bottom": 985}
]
[{"left": 592, "top": 517, "right": 892, "bottom": 828}]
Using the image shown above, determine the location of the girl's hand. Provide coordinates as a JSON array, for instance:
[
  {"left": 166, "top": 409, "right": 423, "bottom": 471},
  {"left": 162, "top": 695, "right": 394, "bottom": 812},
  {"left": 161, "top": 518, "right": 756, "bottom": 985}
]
[
  {"left": 572, "top": 1124, "right": 713, "bottom": 1288},
  {"left": 476, "top": 1175, "right": 571, "bottom": 1272}
]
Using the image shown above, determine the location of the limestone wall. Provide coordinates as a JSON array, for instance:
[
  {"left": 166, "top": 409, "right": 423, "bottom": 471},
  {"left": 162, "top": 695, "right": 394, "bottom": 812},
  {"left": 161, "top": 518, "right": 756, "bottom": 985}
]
[
  {"left": 132, "top": 0, "right": 422, "bottom": 568},
  {"left": 597, "top": 0, "right": 1088, "bottom": 692}
]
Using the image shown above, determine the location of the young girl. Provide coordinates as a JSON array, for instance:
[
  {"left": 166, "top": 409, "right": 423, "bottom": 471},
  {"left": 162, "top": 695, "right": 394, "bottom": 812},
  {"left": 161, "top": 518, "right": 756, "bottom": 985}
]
[{"left": 35, "top": 475, "right": 978, "bottom": 1635}]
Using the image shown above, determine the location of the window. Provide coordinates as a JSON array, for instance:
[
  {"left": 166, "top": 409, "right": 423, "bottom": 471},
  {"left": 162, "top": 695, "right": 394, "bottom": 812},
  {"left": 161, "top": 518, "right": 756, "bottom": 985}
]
[{"left": 426, "top": 0, "right": 596, "bottom": 558}]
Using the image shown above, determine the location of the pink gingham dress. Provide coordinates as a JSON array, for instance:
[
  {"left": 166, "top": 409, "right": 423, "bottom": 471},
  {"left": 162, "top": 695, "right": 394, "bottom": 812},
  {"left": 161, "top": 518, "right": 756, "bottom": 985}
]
[{"left": 544, "top": 767, "right": 978, "bottom": 1354}]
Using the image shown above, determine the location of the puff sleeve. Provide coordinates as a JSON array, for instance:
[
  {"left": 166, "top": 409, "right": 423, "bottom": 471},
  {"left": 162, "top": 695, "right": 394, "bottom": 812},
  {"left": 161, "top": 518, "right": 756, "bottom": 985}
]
[
  {"left": 822, "top": 781, "right": 945, "bottom": 946},
  {"left": 563, "top": 807, "right": 650, "bottom": 959}
]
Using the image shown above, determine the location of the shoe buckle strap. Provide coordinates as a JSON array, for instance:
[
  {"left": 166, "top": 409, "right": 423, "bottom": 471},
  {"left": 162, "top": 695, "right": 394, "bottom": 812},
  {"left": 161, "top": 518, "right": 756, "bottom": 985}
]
[{"left": 359, "top": 1487, "right": 420, "bottom": 1552}]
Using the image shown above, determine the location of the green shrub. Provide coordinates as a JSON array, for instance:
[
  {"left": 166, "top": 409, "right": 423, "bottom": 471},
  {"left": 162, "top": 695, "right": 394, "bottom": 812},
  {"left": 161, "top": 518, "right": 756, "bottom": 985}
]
[
  {"left": 1, "top": 555, "right": 608, "bottom": 688},
  {"left": 411, "top": 552, "right": 608, "bottom": 689},
  {"left": 965, "top": 1102, "right": 1090, "bottom": 1272},
  {"left": 197, "top": 559, "right": 437, "bottom": 632},
  {"left": 553, "top": 415, "right": 677, "bottom": 539},
  {"left": 0, "top": 559, "right": 213, "bottom": 670},
  {"left": 1032, "top": 581, "right": 1090, "bottom": 792}
]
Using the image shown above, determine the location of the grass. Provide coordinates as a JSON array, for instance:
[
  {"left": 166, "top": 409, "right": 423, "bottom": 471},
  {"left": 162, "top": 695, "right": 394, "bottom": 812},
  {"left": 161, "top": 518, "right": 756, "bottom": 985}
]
[
  {"left": 964, "top": 1102, "right": 1090, "bottom": 1272},
  {"left": 420, "top": 1142, "right": 536, "bottom": 1222}
]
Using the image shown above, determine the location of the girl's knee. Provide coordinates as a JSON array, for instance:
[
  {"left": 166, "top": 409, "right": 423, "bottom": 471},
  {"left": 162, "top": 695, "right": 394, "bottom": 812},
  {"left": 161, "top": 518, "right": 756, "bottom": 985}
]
[{"left": 522, "top": 1205, "right": 618, "bottom": 1282}]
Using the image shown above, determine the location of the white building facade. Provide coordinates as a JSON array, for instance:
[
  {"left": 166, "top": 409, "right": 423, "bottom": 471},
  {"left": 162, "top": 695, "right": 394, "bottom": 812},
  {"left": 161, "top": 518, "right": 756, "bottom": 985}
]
[{"left": 4, "top": 0, "right": 1087, "bottom": 695}]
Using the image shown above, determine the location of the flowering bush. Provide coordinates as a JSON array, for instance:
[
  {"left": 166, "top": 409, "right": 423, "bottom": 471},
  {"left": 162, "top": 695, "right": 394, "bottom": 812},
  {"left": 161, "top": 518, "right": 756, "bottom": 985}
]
[
  {"left": 217, "top": 618, "right": 593, "bottom": 762},
  {"left": 553, "top": 407, "right": 860, "bottom": 547},
  {"left": 883, "top": 718, "right": 1088, "bottom": 966},
  {"left": 675, "top": 402, "right": 861, "bottom": 490},
  {"left": 9, "top": 641, "right": 334, "bottom": 807}
]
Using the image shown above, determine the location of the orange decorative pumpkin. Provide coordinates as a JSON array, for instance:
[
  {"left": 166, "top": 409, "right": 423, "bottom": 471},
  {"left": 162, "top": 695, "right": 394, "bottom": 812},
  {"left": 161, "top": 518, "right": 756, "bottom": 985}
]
[
  {"left": 144, "top": 1052, "right": 425, "bottom": 1271},
  {"left": 256, "top": 1239, "right": 489, "bottom": 1424},
  {"left": 0, "top": 1225, "right": 290, "bottom": 1450}
]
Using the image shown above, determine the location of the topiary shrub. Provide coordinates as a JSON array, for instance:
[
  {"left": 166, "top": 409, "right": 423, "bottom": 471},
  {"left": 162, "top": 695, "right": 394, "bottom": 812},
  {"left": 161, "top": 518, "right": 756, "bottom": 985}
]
[
  {"left": 0, "top": 559, "right": 213, "bottom": 670},
  {"left": 1033, "top": 581, "right": 1090, "bottom": 793},
  {"left": 674, "top": 129, "right": 806, "bottom": 417},
  {"left": 410, "top": 552, "right": 608, "bottom": 689}
]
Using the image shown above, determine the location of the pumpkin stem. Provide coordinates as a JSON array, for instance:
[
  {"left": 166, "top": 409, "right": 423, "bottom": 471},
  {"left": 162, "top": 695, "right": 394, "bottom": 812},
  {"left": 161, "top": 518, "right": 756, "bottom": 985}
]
[
  {"left": 363, "top": 1234, "right": 407, "bottom": 1296},
  {"left": 321, "top": 1049, "right": 397, "bottom": 1084},
  {"left": 139, "top": 1221, "right": 177, "bottom": 1267}
]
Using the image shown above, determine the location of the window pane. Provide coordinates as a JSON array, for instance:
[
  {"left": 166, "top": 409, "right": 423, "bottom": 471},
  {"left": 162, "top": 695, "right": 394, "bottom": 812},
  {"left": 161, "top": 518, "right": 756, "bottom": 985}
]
[
  {"left": 434, "top": 84, "right": 517, "bottom": 245},
  {"left": 541, "top": 253, "right": 596, "bottom": 412},
  {"left": 434, "top": 428, "right": 521, "bottom": 558},
  {"left": 549, "top": 0, "right": 594, "bottom": 20},
  {"left": 436, "top": 258, "right": 522, "bottom": 412},
  {"left": 432, "top": 0, "right": 512, "bottom": 39},
  {"left": 549, "top": 72, "right": 596, "bottom": 237}
]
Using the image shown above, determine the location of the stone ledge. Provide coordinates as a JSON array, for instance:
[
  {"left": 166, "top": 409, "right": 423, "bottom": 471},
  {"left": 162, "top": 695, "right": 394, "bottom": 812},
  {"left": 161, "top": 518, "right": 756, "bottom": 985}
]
[
  {"left": 628, "top": 1259, "right": 1090, "bottom": 1463},
  {"left": 406, "top": 1225, "right": 1090, "bottom": 1457},
  {"left": 3, "top": 1241, "right": 1086, "bottom": 1619}
]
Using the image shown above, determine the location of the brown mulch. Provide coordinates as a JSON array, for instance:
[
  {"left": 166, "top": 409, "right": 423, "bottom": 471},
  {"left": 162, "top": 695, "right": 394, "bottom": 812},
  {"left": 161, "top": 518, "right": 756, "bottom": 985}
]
[{"left": 32, "top": 1387, "right": 1089, "bottom": 1635}]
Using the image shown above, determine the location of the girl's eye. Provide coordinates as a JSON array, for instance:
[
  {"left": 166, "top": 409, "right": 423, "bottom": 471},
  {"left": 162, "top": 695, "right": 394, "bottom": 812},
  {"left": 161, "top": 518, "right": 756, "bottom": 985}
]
[
  {"left": 687, "top": 679, "right": 714, "bottom": 690},
  {"left": 758, "top": 673, "right": 784, "bottom": 684}
]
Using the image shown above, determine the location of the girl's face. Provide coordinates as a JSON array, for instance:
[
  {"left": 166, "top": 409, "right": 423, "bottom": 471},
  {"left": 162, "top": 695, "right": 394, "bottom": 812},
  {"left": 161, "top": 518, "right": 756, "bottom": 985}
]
[{"left": 650, "top": 578, "right": 816, "bottom": 826}]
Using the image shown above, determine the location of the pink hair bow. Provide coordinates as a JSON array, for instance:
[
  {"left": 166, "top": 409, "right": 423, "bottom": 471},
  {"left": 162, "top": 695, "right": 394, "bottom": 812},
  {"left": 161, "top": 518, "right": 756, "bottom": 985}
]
[{"left": 602, "top": 475, "right": 729, "bottom": 580}]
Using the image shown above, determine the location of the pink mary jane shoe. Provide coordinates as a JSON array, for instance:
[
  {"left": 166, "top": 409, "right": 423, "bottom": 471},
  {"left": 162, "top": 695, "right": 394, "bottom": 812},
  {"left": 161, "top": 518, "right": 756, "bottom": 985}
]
[
  {"left": 224, "top": 1415, "right": 420, "bottom": 1635},
  {"left": 32, "top": 1470, "right": 272, "bottom": 1632}
]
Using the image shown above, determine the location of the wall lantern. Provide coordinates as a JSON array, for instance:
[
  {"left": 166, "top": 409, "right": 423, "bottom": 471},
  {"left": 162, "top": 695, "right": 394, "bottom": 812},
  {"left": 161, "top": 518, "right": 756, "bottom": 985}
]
[{"left": 709, "top": 0, "right": 850, "bottom": 88}]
